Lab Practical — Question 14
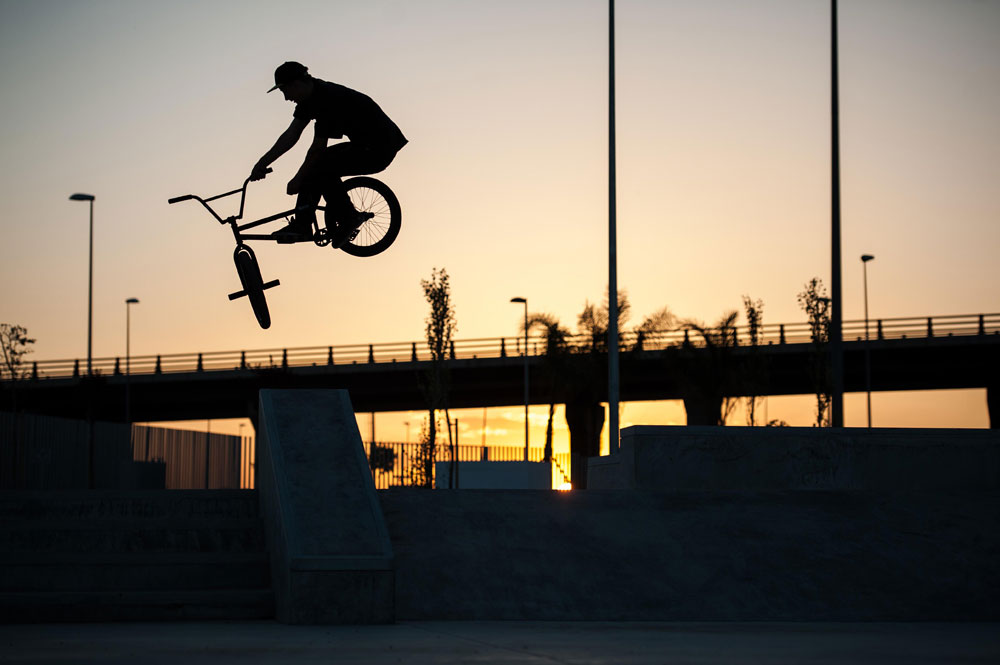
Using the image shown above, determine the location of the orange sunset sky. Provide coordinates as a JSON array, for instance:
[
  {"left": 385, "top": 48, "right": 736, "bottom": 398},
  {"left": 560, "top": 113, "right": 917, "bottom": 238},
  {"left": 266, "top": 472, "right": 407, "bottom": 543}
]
[{"left": 1, "top": 0, "right": 998, "bottom": 446}]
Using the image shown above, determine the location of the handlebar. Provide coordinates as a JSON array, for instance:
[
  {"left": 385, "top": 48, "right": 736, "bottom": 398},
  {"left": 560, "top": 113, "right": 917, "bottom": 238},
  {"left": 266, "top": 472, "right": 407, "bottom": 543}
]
[{"left": 167, "top": 168, "right": 273, "bottom": 223}]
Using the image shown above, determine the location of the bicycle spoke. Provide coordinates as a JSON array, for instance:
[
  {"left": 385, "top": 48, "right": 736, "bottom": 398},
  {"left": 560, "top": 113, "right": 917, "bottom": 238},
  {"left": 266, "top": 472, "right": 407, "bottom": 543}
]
[{"left": 336, "top": 177, "right": 400, "bottom": 256}]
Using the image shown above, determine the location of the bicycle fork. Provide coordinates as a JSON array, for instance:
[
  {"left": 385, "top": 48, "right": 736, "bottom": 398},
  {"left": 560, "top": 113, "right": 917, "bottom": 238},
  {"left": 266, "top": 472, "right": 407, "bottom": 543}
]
[{"left": 228, "top": 241, "right": 280, "bottom": 303}]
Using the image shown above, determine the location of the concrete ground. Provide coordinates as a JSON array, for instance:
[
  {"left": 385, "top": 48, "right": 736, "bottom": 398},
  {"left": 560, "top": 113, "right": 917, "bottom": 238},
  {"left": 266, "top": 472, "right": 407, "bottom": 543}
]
[{"left": 2, "top": 621, "right": 998, "bottom": 664}]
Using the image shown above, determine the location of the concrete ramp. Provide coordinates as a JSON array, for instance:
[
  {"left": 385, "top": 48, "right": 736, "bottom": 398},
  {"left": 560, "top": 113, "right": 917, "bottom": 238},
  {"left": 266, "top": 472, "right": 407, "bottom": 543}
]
[
  {"left": 382, "top": 488, "right": 1000, "bottom": 621},
  {"left": 257, "top": 389, "right": 392, "bottom": 623}
]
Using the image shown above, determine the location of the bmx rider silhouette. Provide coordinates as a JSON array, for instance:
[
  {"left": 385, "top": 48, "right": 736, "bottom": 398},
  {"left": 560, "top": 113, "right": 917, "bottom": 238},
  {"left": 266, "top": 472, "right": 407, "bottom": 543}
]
[{"left": 250, "top": 61, "right": 407, "bottom": 246}]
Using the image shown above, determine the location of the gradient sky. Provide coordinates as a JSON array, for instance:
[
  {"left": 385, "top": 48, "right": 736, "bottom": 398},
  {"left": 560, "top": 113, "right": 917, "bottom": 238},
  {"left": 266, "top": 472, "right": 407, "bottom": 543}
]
[{"left": 2, "top": 0, "right": 998, "bottom": 438}]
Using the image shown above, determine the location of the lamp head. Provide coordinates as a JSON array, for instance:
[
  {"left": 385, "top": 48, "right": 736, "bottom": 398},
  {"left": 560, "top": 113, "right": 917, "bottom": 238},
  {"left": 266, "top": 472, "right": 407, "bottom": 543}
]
[
  {"left": 69, "top": 193, "right": 95, "bottom": 201},
  {"left": 861, "top": 254, "right": 875, "bottom": 263},
  {"left": 510, "top": 297, "right": 526, "bottom": 304},
  {"left": 126, "top": 297, "right": 139, "bottom": 304}
]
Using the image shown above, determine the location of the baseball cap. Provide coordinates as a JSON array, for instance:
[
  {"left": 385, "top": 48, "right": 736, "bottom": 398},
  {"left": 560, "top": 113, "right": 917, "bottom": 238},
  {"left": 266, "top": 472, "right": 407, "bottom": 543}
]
[{"left": 267, "top": 61, "right": 309, "bottom": 93}]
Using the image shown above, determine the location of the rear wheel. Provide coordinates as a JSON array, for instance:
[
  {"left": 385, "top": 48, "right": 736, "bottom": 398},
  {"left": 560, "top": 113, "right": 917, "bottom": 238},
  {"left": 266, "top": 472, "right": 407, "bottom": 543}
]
[
  {"left": 233, "top": 245, "right": 271, "bottom": 329},
  {"left": 328, "top": 176, "right": 401, "bottom": 257}
]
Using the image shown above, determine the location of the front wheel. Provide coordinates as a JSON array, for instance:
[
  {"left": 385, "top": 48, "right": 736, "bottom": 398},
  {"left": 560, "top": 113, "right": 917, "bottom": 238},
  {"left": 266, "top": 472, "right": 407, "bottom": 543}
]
[
  {"left": 329, "top": 176, "right": 401, "bottom": 257},
  {"left": 234, "top": 246, "right": 271, "bottom": 329}
]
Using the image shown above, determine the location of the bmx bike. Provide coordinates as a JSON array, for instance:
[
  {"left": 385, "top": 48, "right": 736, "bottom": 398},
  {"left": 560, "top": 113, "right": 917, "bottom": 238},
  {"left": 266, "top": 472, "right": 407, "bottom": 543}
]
[{"left": 168, "top": 170, "right": 401, "bottom": 329}]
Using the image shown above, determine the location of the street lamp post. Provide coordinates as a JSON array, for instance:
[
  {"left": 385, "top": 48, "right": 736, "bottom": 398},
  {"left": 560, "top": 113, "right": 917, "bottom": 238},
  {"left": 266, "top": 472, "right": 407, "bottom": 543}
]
[
  {"left": 861, "top": 255, "right": 875, "bottom": 427},
  {"left": 830, "top": 0, "right": 845, "bottom": 428},
  {"left": 607, "top": 0, "right": 621, "bottom": 453},
  {"left": 510, "top": 297, "right": 529, "bottom": 461},
  {"left": 125, "top": 298, "right": 139, "bottom": 423},
  {"left": 69, "top": 194, "right": 95, "bottom": 375}
]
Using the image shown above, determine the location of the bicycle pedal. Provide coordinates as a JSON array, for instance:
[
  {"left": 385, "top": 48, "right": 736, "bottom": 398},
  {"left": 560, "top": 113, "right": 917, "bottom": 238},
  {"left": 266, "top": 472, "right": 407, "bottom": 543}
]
[{"left": 313, "top": 230, "right": 332, "bottom": 247}]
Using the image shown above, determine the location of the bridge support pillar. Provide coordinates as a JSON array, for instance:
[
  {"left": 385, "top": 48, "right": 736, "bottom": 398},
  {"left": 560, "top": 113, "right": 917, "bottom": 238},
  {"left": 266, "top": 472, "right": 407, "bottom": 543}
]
[
  {"left": 565, "top": 399, "right": 604, "bottom": 489},
  {"left": 682, "top": 395, "right": 724, "bottom": 427}
]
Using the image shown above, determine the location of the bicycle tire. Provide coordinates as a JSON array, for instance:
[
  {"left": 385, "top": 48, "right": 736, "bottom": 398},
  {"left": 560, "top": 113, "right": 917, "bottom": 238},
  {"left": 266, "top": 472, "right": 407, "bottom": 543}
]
[
  {"left": 233, "top": 245, "right": 271, "bottom": 329},
  {"left": 329, "top": 176, "right": 401, "bottom": 258}
]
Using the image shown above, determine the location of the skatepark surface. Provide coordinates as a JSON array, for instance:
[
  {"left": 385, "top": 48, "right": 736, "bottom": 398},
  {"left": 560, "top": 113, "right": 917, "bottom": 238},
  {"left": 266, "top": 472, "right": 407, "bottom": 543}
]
[{"left": 3, "top": 620, "right": 999, "bottom": 664}]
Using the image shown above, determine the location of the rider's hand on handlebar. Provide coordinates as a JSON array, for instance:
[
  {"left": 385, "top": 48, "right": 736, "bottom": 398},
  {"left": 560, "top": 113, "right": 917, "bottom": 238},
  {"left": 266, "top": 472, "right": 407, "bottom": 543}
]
[{"left": 249, "top": 162, "right": 272, "bottom": 182}]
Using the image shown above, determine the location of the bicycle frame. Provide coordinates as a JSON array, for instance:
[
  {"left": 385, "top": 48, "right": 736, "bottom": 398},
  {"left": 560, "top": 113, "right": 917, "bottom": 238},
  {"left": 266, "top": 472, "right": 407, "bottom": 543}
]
[{"left": 168, "top": 173, "right": 325, "bottom": 243}]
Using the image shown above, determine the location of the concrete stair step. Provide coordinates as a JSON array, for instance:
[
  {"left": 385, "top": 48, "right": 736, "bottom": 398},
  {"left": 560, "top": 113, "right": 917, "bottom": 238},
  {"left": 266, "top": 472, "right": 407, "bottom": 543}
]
[
  {"left": 0, "top": 551, "right": 270, "bottom": 592},
  {"left": 0, "top": 588, "right": 275, "bottom": 622},
  {"left": 0, "top": 490, "right": 259, "bottom": 521},
  {"left": 0, "top": 518, "right": 266, "bottom": 553}
]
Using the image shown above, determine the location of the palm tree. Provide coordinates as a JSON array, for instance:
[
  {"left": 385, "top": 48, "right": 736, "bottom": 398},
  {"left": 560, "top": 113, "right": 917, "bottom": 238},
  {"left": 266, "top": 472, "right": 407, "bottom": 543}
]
[
  {"left": 524, "top": 313, "right": 571, "bottom": 463},
  {"left": 633, "top": 307, "right": 677, "bottom": 352},
  {"left": 678, "top": 310, "right": 740, "bottom": 426},
  {"left": 575, "top": 289, "right": 631, "bottom": 353},
  {"left": 561, "top": 288, "right": 630, "bottom": 488}
]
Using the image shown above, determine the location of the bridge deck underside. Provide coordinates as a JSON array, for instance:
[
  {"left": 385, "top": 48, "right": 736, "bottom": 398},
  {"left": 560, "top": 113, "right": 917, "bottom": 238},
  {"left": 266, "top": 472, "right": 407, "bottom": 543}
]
[{"left": 9, "top": 337, "right": 999, "bottom": 423}]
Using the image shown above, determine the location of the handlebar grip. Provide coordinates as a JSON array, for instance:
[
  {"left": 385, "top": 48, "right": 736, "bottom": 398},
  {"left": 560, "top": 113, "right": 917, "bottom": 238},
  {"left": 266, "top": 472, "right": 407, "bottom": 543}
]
[
  {"left": 168, "top": 195, "right": 195, "bottom": 204},
  {"left": 247, "top": 167, "right": 273, "bottom": 184}
]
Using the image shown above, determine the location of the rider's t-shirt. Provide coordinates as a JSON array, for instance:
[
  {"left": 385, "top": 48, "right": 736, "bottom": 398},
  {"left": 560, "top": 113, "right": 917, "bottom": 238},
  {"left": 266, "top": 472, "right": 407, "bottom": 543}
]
[{"left": 294, "top": 80, "right": 407, "bottom": 153}]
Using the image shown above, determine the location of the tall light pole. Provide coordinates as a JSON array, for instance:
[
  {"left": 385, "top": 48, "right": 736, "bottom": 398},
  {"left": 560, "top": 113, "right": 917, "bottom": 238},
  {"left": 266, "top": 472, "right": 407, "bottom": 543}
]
[
  {"left": 125, "top": 298, "right": 139, "bottom": 423},
  {"left": 607, "top": 0, "right": 621, "bottom": 453},
  {"left": 70, "top": 193, "right": 95, "bottom": 375},
  {"left": 510, "top": 297, "right": 529, "bottom": 460},
  {"left": 861, "top": 255, "right": 875, "bottom": 427},
  {"left": 830, "top": 0, "right": 845, "bottom": 427}
]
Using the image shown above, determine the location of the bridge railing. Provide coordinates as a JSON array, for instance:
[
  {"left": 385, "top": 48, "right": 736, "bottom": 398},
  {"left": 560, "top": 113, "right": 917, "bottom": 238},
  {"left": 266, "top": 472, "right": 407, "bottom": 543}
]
[{"left": 12, "top": 313, "right": 999, "bottom": 381}]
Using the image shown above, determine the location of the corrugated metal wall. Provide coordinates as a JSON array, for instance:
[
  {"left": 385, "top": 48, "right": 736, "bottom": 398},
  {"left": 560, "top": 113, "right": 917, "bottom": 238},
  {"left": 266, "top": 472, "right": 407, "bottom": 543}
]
[
  {"left": 1, "top": 412, "right": 248, "bottom": 490},
  {"left": 0, "top": 412, "right": 130, "bottom": 489},
  {"left": 131, "top": 425, "right": 245, "bottom": 489}
]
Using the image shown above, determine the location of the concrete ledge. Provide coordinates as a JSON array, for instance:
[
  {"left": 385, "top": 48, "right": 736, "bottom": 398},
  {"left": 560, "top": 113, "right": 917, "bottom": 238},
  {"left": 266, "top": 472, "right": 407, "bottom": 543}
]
[
  {"left": 589, "top": 426, "right": 1000, "bottom": 491},
  {"left": 257, "top": 389, "right": 393, "bottom": 624},
  {"left": 587, "top": 454, "right": 630, "bottom": 490}
]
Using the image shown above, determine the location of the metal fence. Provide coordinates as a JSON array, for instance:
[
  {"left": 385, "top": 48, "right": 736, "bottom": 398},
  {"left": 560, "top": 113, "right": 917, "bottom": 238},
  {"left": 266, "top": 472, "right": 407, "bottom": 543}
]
[
  {"left": 362, "top": 440, "right": 572, "bottom": 490},
  {"left": 130, "top": 425, "right": 250, "bottom": 490},
  {"left": 12, "top": 313, "right": 999, "bottom": 381}
]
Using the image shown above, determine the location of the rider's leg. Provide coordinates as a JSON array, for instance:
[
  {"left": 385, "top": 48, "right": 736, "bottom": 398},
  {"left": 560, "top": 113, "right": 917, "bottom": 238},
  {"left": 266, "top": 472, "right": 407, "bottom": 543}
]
[
  {"left": 279, "top": 143, "right": 398, "bottom": 245},
  {"left": 320, "top": 179, "right": 354, "bottom": 225},
  {"left": 272, "top": 145, "right": 350, "bottom": 238},
  {"left": 293, "top": 187, "right": 322, "bottom": 230},
  {"left": 315, "top": 143, "right": 398, "bottom": 225}
]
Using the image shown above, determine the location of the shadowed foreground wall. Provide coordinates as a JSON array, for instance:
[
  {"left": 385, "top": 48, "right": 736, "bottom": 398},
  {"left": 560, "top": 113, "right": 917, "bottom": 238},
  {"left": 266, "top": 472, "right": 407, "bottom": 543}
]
[
  {"left": 382, "top": 488, "right": 999, "bottom": 621},
  {"left": 382, "top": 427, "right": 997, "bottom": 620}
]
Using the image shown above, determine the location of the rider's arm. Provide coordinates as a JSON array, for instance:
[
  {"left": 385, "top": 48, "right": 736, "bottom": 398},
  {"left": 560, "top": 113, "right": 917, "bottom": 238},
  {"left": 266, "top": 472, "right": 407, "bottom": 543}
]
[{"left": 252, "top": 117, "right": 309, "bottom": 178}]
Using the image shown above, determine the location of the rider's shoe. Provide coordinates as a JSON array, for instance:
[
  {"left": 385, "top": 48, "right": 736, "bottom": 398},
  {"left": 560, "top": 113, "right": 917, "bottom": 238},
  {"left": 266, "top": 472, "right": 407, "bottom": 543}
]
[
  {"left": 330, "top": 211, "right": 371, "bottom": 249},
  {"left": 271, "top": 218, "right": 312, "bottom": 244}
]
